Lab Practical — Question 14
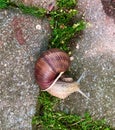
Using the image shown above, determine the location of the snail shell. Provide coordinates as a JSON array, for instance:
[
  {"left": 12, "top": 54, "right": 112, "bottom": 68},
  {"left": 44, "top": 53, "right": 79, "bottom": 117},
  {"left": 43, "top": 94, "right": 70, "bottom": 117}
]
[{"left": 35, "top": 48, "right": 70, "bottom": 90}]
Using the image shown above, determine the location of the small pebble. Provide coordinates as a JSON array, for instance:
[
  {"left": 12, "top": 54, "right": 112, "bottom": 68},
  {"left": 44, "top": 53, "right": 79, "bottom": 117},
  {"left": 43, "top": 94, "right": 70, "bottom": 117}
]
[
  {"left": 61, "top": 77, "right": 74, "bottom": 82},
  {"left": 4, "top": 10, "right": 8, "bottom": 16},
  {"left": 36, "top": 24, "right": 42, "bottom": 30},
  {"left": 29, "top": 56, "right": 34, "bottom": 61},
  {"left": 70, "top": 56, "right": 74, "bottom": 61},
  {"left": 76, "top": 44, "right": 79, "bottom": 49}
]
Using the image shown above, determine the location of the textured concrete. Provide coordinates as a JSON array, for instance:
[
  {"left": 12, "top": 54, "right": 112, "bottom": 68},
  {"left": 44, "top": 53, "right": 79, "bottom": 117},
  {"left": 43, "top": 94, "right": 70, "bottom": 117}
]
[
  {"left": 58, "top": 0, "right": 115, "bottom": 128},
  {"left": 0, "top": 8, "right": 50, "bottom": 129}
]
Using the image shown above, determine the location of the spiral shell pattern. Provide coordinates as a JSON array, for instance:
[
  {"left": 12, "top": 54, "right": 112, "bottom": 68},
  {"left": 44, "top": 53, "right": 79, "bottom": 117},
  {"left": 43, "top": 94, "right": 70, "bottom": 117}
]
[{"left": 35, "top": 48, "right": 70, "bottom": 90}]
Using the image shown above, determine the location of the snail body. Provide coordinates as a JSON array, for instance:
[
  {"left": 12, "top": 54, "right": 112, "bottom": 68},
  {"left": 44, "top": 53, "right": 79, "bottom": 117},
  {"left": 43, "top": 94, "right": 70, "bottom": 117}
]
[
  {"left": 46, "top": 81, "right": 80, "bottom": 99},
  {"left": 35, "top": 48, "right": 89, "bottom": 99}
]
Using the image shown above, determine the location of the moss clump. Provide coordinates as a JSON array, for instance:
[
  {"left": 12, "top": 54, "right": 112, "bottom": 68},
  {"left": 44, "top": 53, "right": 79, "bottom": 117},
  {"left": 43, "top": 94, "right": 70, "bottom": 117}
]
[
  {"left": 48, "top": 0, "right": 85, "bottom": 52},
  {"left": 0, "top": 0, "right": 10, "bottom": 9},
  {"left": 18, "top": 4, "right": 47, "bottom": 18},
  {"left": 32, "top": 92, "right": 111, "bottom": 130}
]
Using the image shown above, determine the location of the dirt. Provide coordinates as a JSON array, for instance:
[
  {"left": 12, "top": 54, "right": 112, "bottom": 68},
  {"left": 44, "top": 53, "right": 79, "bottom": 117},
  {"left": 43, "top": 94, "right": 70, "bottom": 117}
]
[{"left": 101, "top": 0, "right": 115, "bottom": 21}]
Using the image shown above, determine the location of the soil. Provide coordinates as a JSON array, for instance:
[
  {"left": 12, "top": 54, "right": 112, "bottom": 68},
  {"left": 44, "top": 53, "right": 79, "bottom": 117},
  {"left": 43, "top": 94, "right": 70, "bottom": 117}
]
[{"left": 101, "top": 0, "right": 115, "bottom": 21}]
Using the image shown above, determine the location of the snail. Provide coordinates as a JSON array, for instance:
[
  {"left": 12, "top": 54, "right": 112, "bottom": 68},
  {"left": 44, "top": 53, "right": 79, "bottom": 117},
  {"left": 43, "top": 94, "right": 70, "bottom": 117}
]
[{"left": 35, "top": 48, "right": 89, "bottom": 99}]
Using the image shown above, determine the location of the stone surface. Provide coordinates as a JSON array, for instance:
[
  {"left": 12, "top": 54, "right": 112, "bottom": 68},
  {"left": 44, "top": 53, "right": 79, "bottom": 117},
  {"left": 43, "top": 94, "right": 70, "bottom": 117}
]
[
  {"left": 58, "top": 0, "right": 115, "bottom": 128},
  {"left": 0, "top": 8, "right": 51, "bottom": 129}
]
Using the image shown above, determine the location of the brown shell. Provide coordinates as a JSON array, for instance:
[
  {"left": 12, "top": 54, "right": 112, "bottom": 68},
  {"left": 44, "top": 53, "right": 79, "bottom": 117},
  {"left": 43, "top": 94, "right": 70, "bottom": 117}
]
[{"left": 35, "top": 48, "right": 70, "bottom": 90}]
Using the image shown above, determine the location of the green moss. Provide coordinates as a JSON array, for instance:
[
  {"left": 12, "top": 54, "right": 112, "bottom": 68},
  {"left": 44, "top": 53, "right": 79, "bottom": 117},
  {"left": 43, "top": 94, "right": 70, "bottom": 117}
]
[
  {"left": 0, "top": 0, "right": 10, "bottom": 9},
  {"left": 48, "top": 0, "right": 86, "bottom": 52},
  {"left": 57, "top": 0, "right": 76, "bottom": 9},
  {"left": 32, "top": 92, "right": 111, "bottom": 130},
  {"left": 18, "top": 4, "right": 47, "bottom": 18}
]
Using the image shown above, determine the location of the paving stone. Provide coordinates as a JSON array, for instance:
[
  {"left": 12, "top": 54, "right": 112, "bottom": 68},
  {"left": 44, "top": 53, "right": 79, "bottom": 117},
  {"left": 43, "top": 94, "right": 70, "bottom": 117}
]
[
  {"left": 58, "top": 0, "right": 115, "bottom": 128},
  {"left": 0, "top": 8, "right": 51, "bottom": 129}
]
